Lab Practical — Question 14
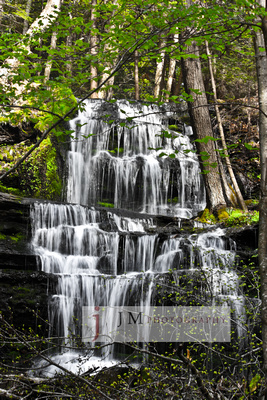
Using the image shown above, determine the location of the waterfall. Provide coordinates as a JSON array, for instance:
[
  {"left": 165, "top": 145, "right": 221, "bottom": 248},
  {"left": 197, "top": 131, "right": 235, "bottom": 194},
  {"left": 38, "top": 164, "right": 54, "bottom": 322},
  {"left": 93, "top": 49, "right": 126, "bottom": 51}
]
[
  {"left": 30, "top": 100, "right": 243, "bottom": 375},
  {"left": 66, "top": 100, "right": 205, "bottom": 217}
]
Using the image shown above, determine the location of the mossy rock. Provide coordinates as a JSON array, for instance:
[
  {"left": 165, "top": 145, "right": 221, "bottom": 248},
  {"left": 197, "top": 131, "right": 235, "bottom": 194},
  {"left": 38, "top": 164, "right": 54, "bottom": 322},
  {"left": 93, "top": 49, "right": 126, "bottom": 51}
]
[
  {"left": 217, "top": 208, "right": 229, "bottom": 221},
  {"left": 197, "top": 208, "right": 216, "bottom": 224}
]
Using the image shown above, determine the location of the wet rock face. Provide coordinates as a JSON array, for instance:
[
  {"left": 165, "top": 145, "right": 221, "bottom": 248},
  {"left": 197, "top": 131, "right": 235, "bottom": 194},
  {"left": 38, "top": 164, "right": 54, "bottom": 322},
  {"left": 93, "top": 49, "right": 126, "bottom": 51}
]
[
  {"left": 0, "top": 193, "right": 49, "bottom": 332},
  {"left": 0, "top": 192, "right": 34, "bottom": 263},
  {"left": 0, "top": 270, "right": 51, "bottom": 331}
]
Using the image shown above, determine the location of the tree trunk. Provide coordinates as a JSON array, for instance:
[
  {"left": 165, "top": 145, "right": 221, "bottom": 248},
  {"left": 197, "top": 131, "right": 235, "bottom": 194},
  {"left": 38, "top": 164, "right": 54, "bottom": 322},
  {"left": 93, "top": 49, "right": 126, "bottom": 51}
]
[
  {"left": 26, "top": 0, "right": 62, "bottom": 38},
  {"left": 254, "top": 6, "right": 267, "bottom": 376},
  {"left": 181, "top": 38, "right": 227, "bottom": 211},
  {"left": 23, "top": 0, "right": 32, "bottom": 34},
  {"left": 134, "top": 50, "right": 139, "bottom": 100},
  {"left": 90, "top": 0, "right": 98, "bottom": 99},
  {"left": 98, "top": 0, "right": 118, "bottom": 100},
  {"left": 44, "top": 30, "right": 57, "bottom": 82},
  {"left": 0, "top": 0, "right": 63, "bottom": 93},
  {"left": 205, "top": 41, "right": 247, "bottom": 211},
  {"left": 154, "top": 38, "right": 166, "bottom": 99},
  {"left": 0, "top": 0, "right": 5, "bottom": 26},
  {"left": 173, "top": 67, "right": 182, "bottom": 97},
  {"left": 66, "top": 31, "right": 72, "bottom": 74},
  {"left": 165, "top": 34, "right": 178, "bottom": 102}
]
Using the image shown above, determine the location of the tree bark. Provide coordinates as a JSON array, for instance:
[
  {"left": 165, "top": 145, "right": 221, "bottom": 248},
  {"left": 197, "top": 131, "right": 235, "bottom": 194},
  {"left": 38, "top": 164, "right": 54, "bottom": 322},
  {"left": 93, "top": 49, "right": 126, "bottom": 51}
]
[
  {"left": 23, "top": 0, "right": 32, "bottom": 34},
  {"left": 205, "top": 41, "right": 248, "bottom": 211},
  {"left": 154, "top": 38, "right": 166, "bottom": 99},
  {"left": 98, "top": 0, "right": 118, "bottom": 100},
  {"left": 26, "top": 0, "right": 62, "bottom": 38},
  {"left": 165, "top": 34, "right": 178, "bottom": 102},
  {"left": 90, "top": 0, "right": 98, "bottom": 99},
  {"left": 134, "top": 49, "right": 140, "bottom": 100},
  {"left": 181, "top": 38, "right": 227, "bottom": 211},
  {"left": 254, "top": 6, "right": 267, "bottom": 375},
  {"left": 44, "top": 30, "right": 57, "bottom": 82},
  {"left": 0, "top": 0, "right": 5, "bottom": 26}
]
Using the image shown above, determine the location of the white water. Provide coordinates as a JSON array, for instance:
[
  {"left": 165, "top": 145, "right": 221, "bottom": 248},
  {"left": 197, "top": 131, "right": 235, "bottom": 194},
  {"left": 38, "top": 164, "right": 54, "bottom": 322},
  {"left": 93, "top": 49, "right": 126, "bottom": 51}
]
[
  {"left": 30, "top": 100, "right": 244, "bottom": 376},
  {"left": 66, "top": 100, "right": 205, "bottom": 217}
]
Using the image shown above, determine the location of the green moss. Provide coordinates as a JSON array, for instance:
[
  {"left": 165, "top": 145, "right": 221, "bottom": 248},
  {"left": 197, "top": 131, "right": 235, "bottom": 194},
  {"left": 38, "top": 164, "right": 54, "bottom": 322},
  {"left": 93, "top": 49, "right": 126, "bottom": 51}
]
[
  {"left": 0, "top": 233, "right": 7, "bottom": 240},
  {"left": 168, "top": 197, "right": 178, "bottom": 203},
  {"left": 97, "top": 201, "right": 114, "bottom": 208},
  {"left": 197, "top": 207, "right": 259, "bottom": 227},
  {"left": 217, "top": 208, "right": 229, "bottom": 221},
  {"left": 10, "top": 233, "right": 24, "bottom": 242},
  {"left": 245, "top": 199, "right": 259, "bottom": 206},
  {"left": 197, "top": 208, "right": 216, "bottom": 224},
  {"left": 225, "top": 209, "right": 259, "bottom": 227},
  {"left": 168, "top": 125, "right": 182, "bottom": 133},
  {"left": 108, "top": 147, "right": 124, "bottom": 154}
]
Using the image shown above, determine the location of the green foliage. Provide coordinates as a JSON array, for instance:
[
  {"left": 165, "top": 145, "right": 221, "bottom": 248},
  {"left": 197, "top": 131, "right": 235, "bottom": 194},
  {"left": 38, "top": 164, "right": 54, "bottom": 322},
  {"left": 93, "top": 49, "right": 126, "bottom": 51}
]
[
  {"left": 0, "top": 183, "right": 22, "bottom": 196},
  {"left": 197, "top": 207, "right": 259, "bottom": 227},
  {"left": 18, "top": 137, "right": 62, "bottom": 200},
  {"left": 225, "top": 208, "right": 259, "bottom": 227}
]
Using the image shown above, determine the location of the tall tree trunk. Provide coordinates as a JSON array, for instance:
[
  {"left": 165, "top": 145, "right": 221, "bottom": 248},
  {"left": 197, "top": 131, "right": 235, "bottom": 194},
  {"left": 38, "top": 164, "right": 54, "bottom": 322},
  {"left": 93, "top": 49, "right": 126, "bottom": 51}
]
[
  {"left": 90, "top": 0, "right": 98, "bottom": 99},
  {"left": 165, "top": 34, "right": 178, "bottom": 102},
  {"left": 0, "top": 0, "right": 5, "bottom": 26},
  {"left": 181, "top": 38, "right": 227, "bottom": 211},
  {"left": 154, "top": 38, "right": 166, "bottom": 99},
  {"left": 44, "top": 30, "right": 57, "bottom": 82},
  {"left": 134, "top": 50, "right": 139, "bottom": 100},
  {"left": 66, "top": 31, "right": 72, "bottom": 75},
  {"left": 254, "top": 1, "right": 267, "bottom": 376},
  {"left": 23, "top": 0, "right": 32, "bottom": 34},
  {"left": 172, "top": 67, "right": 182, "bottom": 97},
  {"left": 98, "top": 0, "right": 117, "bottom": 100},
  {"left": 205, "top": 41, "right": 248, "bottom": 211}
]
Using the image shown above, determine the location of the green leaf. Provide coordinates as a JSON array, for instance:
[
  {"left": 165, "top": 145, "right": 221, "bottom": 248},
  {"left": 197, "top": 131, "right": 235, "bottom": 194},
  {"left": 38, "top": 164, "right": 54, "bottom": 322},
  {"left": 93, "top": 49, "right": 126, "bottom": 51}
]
[
  {"left": 195, "top": 136, "right": 218, "bottom": 144},
  {"left": 244, "top": 143, "right": 255, "bottom": 150}
]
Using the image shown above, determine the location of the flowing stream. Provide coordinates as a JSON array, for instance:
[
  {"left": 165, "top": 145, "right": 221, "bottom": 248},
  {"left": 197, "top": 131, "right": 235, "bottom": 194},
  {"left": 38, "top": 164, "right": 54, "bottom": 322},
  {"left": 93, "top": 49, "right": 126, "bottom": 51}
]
[{"left": 31, "top": 100, "right": 244, "bottom": 375}]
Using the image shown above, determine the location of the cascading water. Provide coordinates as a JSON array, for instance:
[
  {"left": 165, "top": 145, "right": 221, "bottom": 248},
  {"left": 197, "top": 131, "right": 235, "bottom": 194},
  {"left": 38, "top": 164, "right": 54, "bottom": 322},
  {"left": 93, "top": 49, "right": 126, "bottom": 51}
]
[
  {"left": 66, "top": 100, "right": 205, "bottom": 218},
  {"left": 30, "top": 100, "right": 244, "bottom": 375}
]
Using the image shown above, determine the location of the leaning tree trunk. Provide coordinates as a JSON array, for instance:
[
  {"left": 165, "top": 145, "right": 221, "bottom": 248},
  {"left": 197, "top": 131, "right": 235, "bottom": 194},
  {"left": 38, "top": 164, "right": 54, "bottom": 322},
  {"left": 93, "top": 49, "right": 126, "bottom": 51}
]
[
  {"left": 205, "top": 41, "right": 248, "bottom": 211},
  {"left": 254, "top": 1, "right": 267, "bottom": 376},
  {"left": 181, "top": 38, "right": 227, "bottom": 211}
]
